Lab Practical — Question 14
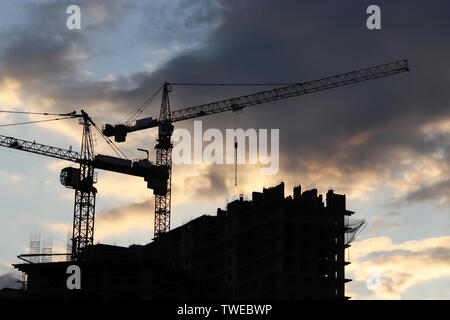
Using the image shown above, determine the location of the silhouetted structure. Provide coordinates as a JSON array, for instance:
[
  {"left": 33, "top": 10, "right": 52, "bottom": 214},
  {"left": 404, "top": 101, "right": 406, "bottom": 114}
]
[
  {"left": 13, "top": 183, "right": 359, "bottom": 300},
  {"left": 103, "top": 59, "right": 407, "bottom": 238}
]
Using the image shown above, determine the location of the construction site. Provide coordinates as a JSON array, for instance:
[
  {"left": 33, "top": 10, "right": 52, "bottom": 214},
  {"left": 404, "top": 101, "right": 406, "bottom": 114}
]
[
  {"left": 0, "top": 59, "right": 408, "bottom": 300},
  {"left": 12, "top": 183, "right": 364, "bottom": 300}
]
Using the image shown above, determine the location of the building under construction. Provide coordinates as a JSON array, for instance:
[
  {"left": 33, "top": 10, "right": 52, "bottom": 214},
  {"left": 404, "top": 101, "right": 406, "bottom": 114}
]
[
  {"left": 10, "top": 182, "right": 364, "bottom": 300},
  {"left": 0, "top": 60, "right": 407, "bottom": 300}
]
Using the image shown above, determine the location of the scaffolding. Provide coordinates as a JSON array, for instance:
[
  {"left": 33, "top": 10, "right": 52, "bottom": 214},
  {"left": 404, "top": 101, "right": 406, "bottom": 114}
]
[
  {"left": 29, "top": 229, "right": 41, "bottom": 264},
  {"left": 345, "top": 217, "right": 366, "bottom": 245},
  {"left": 41, "top": 237, "right": 53, "bottom": 263},
  {"left": 66, "top": 229, "right": 72, "bottom": 262}
]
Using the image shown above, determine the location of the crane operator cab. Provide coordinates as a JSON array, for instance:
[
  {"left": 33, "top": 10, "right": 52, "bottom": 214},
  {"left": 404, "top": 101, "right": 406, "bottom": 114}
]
[{"left": 60, "top": 167, "right": 80, "bottom": 189}]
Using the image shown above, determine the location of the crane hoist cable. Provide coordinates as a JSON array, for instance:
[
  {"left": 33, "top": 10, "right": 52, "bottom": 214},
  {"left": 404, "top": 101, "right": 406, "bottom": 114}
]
[
  {"left": 233, "top": 109, "right": 242, "bottom": 187},
  {"left": 90, "top": 120, "right": 129, "bottom": 160},
  {"left": 0, "top": 109, "right": 78, "bottom": 116},
  {"left": 0, "top": 109, "right": 129, "bottom": 159},
  {"left": 171, "top": 83, "right": 300, "bottom": 86},
  {"left": 0, "top": 115, "right": 80, "bottom": 127},
  {"left": 129, "top": 81, "right": 350, "bottom": 126},
  {"left": 172, "top": 80, "right": 385, "bottom": 109},
  {"left": 122, "top": 85, "right": 164, "bottom": 125}
]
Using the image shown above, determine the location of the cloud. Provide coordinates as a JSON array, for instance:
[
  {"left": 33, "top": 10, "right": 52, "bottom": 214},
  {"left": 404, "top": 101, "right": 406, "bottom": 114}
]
[
  {"left": 1, "top": 0, "right": 450, "bottom": 299},
  {"left": 0, "top": 170, "right": 22, "bottom": 183},
  {"left": 0, "top": 273, "right": 20, "bottom": 289},
  {"left": 384, "top": 211, "right": 400, "bottom": 218},
  {"left": 2, "top": 0, "right": 449, "bottom": 203},
  {"left": 94, "top": 199, "right": 154, "bottom": 240},
  {"left": 1, "top": 1, "right": 449, "bottom": 223},
  {"left": 171, "top": 162, "right": 285, "bottom": 206},
  {"left": 47, "top": 199, "right": 154, "bottom": 242},
  {"left": 0, "top": 77, "right": 22, "bottom": 109},
  {"left": 178, "top": 164, "right": 230, "bottom": 203},
  {"left": 347, "top": 235, "right": 450, "bottom": 299},
  {"left": 405, "top": 179, "right": 450, "bottom": 206},
  {"left": 95, "top": 171, "right": 154, "bottom": 202},
  {"left": 368, "top": 216, "right": 408, "bottom": 236}
]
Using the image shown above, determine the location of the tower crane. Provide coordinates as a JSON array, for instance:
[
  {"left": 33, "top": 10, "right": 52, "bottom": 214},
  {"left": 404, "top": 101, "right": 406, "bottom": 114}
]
[
  {"left": 103, "top": 59, "right": 409, "bottom": 238},
  {"left": 0, "top": 110, "right": 168, "bottom": 258}
]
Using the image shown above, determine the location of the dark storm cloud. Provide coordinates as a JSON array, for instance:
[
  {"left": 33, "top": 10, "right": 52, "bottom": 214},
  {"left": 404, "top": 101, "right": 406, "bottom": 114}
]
[
  {"left": 0, "top": 0, "right": 133, "bottom": 86},
  {"left": 0, "top": 0, "right": 223, "bottom": 115},
  {"left": 1, "top": 0, "right": 450, "bottom": 205},
  {"left": 405, "top": 179, "right": 450, "bottom": 205},
  {"left": 0, "top": 1, "right": 81, "bottom": 83},
  {"left": 133, "top": 0, "right": 222, "bottom": 47},
  {"left": 182, "top": 165, "right": 230, "bottom": 202}
]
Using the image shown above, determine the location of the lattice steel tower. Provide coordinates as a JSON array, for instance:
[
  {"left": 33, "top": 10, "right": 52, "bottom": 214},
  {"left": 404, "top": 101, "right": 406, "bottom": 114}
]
[
  {"left": 154, "top": 83, "right": 174, "bottom": 238},
  {"left": 71, "top": 111, "right": 97, "bottom": 257}
]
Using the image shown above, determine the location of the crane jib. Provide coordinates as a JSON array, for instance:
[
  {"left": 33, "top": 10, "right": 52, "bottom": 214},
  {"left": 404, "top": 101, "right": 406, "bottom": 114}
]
[
  {"left": 97, "top": 58, "right": 410, "bottom": 239},
  {"left": 101, "top": 59, "right": 408, "bottom": 142},
  {"left": 0, "top": 134, "right": 81, "bottom": 162},
  {"left": 0, "top": 134, "right": 169, "bottom": 197},
  {"left": 169, "top": 59, "right": 409, "bottom": 123}
]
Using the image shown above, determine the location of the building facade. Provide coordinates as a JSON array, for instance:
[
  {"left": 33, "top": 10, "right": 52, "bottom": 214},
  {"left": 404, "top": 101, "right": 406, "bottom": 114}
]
[{"left": 14, "top": 183, "right": 357, "bottom": 300}]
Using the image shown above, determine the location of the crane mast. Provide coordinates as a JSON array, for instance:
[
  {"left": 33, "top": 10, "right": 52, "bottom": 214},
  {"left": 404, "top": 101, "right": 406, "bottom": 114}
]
[
  {"left": 71, "top": 111, "right": 96, "bottom": 258},
  {"left": 0, "top": 121, "right": 95, "bottom": 258},
  {"left": 103, "top": 59, "right": 409, "bottom": 239},
  {"left": 154, "top": 83, "right": 174, "bottom": 237},
  {"left": 0, "top": 110, "right": 170, "bottom": 258},
  {"left": 0, "top": 111, "right": 97, "bottom": 258}
]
